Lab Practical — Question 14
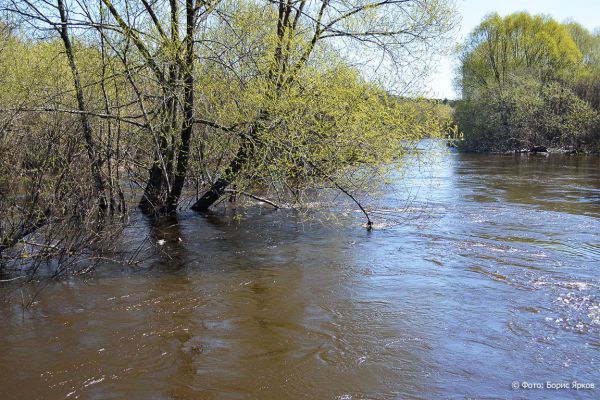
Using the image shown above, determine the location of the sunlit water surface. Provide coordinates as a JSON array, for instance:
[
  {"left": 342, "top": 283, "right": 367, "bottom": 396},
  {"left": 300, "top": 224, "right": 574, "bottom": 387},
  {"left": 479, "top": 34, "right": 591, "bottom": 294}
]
[{"left": 1, "top": 146, "right": 599, "bottom": 399}]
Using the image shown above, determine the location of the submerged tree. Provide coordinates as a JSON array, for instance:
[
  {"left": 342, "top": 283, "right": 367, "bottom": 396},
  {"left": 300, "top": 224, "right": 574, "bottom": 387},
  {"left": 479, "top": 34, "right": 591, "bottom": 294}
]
[
  {"left": 97, "top": 0, "right": 208, "bottom": 214},
  {"left": 0, "top": 0, "right": 457, "bottom": 274},
  {"left": 191, "top": 0, "right": 458, "bottom": 213},
  {"left": 0, "top": 30, "right": 126, "bottom": 273},
  {"left": 1, "top": 0, "right": 456, "bottom": 232},
  {"left": 5, "top": 0, "right": 111, "bottom": 212}
]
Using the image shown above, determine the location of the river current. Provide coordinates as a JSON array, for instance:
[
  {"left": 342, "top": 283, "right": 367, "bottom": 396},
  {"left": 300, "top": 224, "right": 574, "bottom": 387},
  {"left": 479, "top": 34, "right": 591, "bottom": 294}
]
[{"left": 1, "top": 146, "right": 599, "bottom": 399}]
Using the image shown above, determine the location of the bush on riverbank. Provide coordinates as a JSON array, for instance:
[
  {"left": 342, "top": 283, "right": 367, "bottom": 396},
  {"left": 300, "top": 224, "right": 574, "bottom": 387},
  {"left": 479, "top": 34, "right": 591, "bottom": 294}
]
[{"left": 454, "top": 79, "right": 600, "bottom": 152}]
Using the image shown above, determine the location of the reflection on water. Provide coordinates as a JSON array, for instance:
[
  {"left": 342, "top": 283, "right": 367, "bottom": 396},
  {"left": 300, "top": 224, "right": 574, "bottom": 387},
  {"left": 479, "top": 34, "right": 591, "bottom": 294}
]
[{"left": 1, "top": 148, "right": 599, "bottom": 399}]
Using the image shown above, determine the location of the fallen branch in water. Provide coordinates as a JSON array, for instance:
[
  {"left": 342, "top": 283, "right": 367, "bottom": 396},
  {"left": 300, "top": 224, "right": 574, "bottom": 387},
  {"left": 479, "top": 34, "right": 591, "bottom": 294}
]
[
  {"left": 224, "top": 189, "right": 279, "bottom": 209},
  {"left": 268, "top": 137, "right": 373, "bottom": 229},
  {"left": 331, "top": 183, "right": 373, "bottom": 230}
]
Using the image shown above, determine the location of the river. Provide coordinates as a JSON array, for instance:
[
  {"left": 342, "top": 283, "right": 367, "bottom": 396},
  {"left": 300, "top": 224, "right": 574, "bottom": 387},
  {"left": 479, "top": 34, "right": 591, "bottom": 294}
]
[{"left": 1, "top": 146, "right": 599, "bottom": 399}]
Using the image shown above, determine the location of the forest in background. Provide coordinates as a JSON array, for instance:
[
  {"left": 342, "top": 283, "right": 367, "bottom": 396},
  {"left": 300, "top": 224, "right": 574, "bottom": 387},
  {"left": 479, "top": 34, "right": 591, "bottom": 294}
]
[{"left": 454, "top": 12, "right": 600, "bottom": 153}]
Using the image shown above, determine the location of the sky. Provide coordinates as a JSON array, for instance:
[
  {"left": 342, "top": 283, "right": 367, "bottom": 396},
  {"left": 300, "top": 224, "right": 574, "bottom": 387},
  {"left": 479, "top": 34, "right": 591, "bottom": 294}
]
[{"left": 429, "top": 0, "right": 600, "bottom": 99}]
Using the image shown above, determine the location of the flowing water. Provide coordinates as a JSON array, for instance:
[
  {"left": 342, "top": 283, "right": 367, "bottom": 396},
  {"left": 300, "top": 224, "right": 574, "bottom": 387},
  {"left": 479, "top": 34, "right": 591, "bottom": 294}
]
[{"left": 1, "top": 147, "right": 599, "bottom": 399}]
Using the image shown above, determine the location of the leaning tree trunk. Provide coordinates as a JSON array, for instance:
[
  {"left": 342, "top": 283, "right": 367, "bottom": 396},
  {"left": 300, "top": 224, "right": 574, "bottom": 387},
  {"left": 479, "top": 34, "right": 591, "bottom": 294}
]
[
  {"left": 191, "top": 125, "right": 257, "bottom": 211},
  {"left": 191, "top": 0, "right": 299, "bottom": 212}
]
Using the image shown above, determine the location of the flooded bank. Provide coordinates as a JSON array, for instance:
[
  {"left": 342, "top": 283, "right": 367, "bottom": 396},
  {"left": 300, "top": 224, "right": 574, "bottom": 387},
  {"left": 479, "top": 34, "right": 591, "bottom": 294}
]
[{"left": 1, "top": 150, "right": 599, "bottom": 399}]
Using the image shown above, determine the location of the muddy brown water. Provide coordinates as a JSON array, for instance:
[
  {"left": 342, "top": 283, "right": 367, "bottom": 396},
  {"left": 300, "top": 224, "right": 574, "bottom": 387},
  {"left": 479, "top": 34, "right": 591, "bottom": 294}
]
[{"left": 1, "top": 148, "right": 599, "bottom": 399}]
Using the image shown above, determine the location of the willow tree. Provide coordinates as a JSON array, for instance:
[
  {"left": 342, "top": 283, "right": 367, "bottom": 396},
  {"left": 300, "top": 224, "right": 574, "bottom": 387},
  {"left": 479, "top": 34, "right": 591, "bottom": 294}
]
[
  {"left": 455, "top": 13, "right": 599, "bottom": 152},
  {"left": 191, "top": 0, "right": 458, "bottom": 214},
  {"left": 459, "top": 12, "right": 582, "bottom": 98},
  {"left": 0, "top": 23, "right": 129, "bottom": 265},
  {"left": 566, "top": 22, "right": 600, "bottom": 109},
  {"left": 2, "top": 0, "right": 456, "bottom": 224},
  {"left": 93, "top": 0, "right": 207, "bottom": 214}
]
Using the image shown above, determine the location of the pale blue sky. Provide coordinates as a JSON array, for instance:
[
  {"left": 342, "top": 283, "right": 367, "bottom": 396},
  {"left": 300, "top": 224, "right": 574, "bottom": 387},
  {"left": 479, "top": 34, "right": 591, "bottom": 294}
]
[{"left": 430, "top": 0, "right": 600, "bottom": 99}]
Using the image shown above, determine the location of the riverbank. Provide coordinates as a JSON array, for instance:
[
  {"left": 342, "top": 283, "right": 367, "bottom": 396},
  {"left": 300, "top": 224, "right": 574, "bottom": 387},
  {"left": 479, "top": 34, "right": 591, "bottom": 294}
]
[{"left": 448, "top": 139, "right": 600, "bottom": 155}]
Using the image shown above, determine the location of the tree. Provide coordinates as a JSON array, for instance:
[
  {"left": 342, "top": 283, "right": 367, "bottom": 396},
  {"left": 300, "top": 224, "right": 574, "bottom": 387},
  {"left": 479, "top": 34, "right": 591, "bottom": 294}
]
[
  {"left": 5, "top": 0, "right": 110, "bottom": 212},
  {"left": 191, "top": 0, "right": 458, "bottom": 212},
  {"left": 1, "top": 0, "right": 457, "bottom": 221},
  {"left": 566, "top": 22, "right": 600, "bottom": 109},
  {"left": 0, "top": 31, "right": 125, "bottom": 270},
  {"left": 459, "top": 12, "right": 581, "bottom": 98},
  {"left": 97, "top": 0, "right": 205, "bottom": 214},
  {"left": 455, "top": 12, "right": 600, "bottom": 153},
  {"left": 535, "top": 82, "right": 599, "bottom": 148},
  {"left": 454, "top": 78, "right": 598, "bottom": 152}
]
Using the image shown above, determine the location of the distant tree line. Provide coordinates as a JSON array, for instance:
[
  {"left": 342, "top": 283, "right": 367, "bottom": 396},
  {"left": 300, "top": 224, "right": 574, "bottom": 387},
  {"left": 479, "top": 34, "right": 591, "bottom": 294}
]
[{"left": 454, "top": 12, "right": 600, "bottom": 153}]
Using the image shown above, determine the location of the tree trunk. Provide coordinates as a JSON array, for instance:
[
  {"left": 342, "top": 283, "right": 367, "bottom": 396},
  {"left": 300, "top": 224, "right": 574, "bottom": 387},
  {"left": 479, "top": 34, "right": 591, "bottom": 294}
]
[
  {"left": 57, "top": 0, "right": 107, "bottom": 212},
  {"left": 139, "top": 162, "right": 167, "bottom": 213},
  {"left": 139, "top": 102, "right": 175, "bottom": 214},
  {"left": 166, "top": 0, "right": 196, "bottom": 213},
  {"left": 191, "top": 125, "right": 256, "bottom": 211}
]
